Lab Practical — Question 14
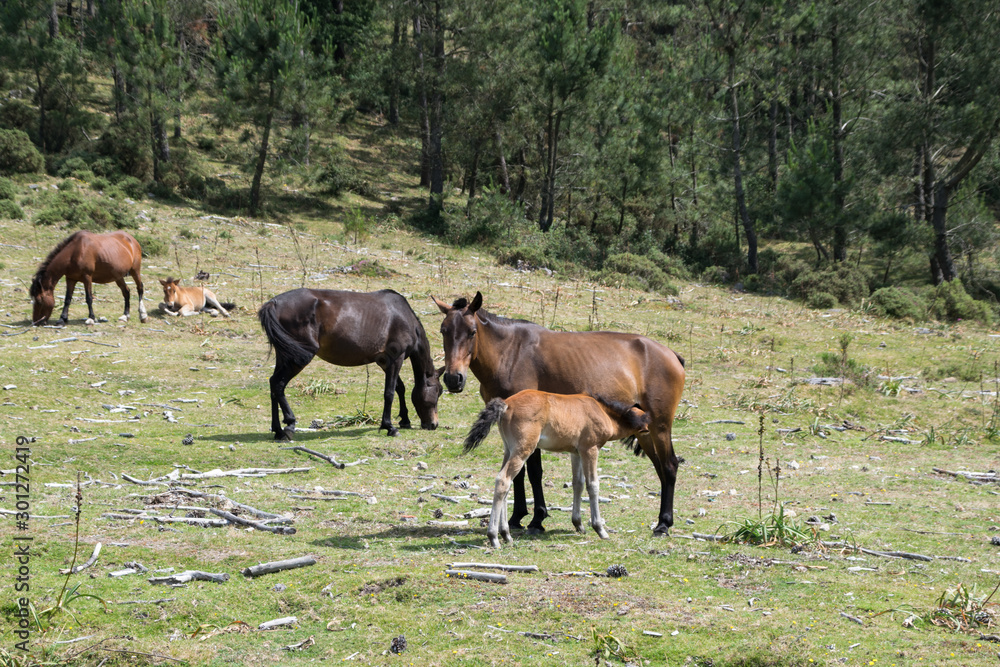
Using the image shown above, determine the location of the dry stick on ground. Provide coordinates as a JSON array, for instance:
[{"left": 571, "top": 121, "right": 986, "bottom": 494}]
[
  {"left": 208, "top": 508, "right": 296, "bottom": 535},
  {"left": 154, "top": 516, "right": 228, "bottom": 527},
  {"left": 821, "top": 541, "right": 933, "bottom": 561},
  {"left": 115, "top": 598, "right": 176, "bottom": 605},
  {"left": 444, "top": 569, "right": 507, "bottom": 584},
  {"left": 172, "top": 488, "right": 290, "bottom": 521},
  {"left": 120, "top": 474, "right": 169, "bottom": 487},
  {"left": 259, "top": 616, "right": 298, "bottom": 631},
  {"left": 149, "top": 466, "right": 313, "bottom": 482},
  {"left": 449, "top": 562, "right": 539, "bottom": 573},
  {"left": 59, "top": 542, "right": 102, "bottom": 574},
  {"left": 243, "top": 556, "right": 317, "bottom": 578},
  {"left": 280, "top": 445, "right": 346, "bottom": 469},
  {"left": 148, "top": 570, "right": 230, "bottom": 585}
]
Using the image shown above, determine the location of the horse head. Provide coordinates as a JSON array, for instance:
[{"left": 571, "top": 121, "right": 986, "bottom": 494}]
[
  {"left": 160, "top": 277, "right": 180, "bottom": 304},
  {"left": 412, "top": 367, "right": 445, "bottom": 430},
  {"left": 432, "top": 292, "right": 482, "bottom": 393},
  {"left": 29, "top": 275, "right": 54, "bottom": 325}
]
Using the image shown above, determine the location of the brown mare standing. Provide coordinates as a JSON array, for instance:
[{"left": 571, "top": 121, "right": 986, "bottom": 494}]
[
  {"left": 259, "top": 288, "right": 443, "bottom": 440},
  {"left": 434, "top": 292, "right": 685, "bottom": 537},
  {"left": 463, "top": 390, "right": 650, "bottom": 548},
  {"left": 30, "top": 230, "right": 148, "bottom": 326}
]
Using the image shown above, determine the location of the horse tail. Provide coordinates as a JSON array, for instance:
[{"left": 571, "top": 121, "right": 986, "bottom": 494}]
[
  {"left": 674, "top": 351, "right": 686, "bottom": 368},
  {"left": 463, "top": 398, "right": 507, "bottom": 454},
  {"left": 257, "top": 298, "right": 314, "bottom": 368},
  {"left": 221, "top": 302, "right": 237, "bottom": 311},
  {"left": 620, "top": 435, "right": 645, "bottom": 457}
]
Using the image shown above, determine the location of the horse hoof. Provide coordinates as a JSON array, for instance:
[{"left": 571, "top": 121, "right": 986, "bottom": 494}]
[
  {"left": 398, "top": 420, "right": 412, "bottom": 430},
  {"left": 386, "top": 427, "right": 399, "bottom": 437},
  {"left": 118, "top": 315, "right": 127, "bottom": 322},
  {"left": 85, "top": 318, "right": 95, "bottom": 326},
  {"left": 275, "top": 429, "right": 294, "bottom": 442},
  {"left": 596, "top": 528, "right": 610, "bottom": 540},
  {"left": 488, "top": 535, "right": 501, "bottom": 549},
  {"left": 652, "top": 525, "right": 671, "bottom": 537},
  {"left": 525, "top": 525, "right": 546, "bottom": 536}
]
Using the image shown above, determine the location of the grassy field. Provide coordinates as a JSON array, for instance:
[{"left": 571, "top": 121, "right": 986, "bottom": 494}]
[{"left": 2, "top": 134, "right": 1000, "bottom": 667}]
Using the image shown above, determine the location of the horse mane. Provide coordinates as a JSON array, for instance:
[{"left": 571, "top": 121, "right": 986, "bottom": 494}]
[
  {"left": 30, "top": 231, "right": 84, "bottom": 297},
  {"left": 592, "top": 394, "right": 650, "bottom": 457}
]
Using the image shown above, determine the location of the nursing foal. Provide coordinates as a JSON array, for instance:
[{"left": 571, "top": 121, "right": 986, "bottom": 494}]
[{"left": 464, "top": 390, "right": 650, "bottom": 549}]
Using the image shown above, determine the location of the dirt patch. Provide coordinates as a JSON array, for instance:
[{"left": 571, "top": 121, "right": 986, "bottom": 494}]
[{"left": 359, "top": 576, "right": 407, "bottom": 596}]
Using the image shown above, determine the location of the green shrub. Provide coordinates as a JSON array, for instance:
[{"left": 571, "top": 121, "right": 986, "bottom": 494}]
[
  {"left": 90, "top": 157, "right": 121, "bottom": 179},
  {"left": 701, "top": 265, "right": 730, "bottom": 284},
  {"left": 97, "top": 124, "right": 153, "bottom": 180},
  {"left": 790, "top": 264, "right": 871, "bottom": 306},
  {"left": 196, "top": 136, "right": 216, "bottom": 151},
  {"left": 806, "top": 291, "right": 838, "bottom": 309},
  {"left": 0, "top": 129, "right": 44, "bottom": 175},
  {"left": 929, "top": 280, "right": 994, "bottom": 324},
  {"left": 133, "top": 232, "right": 168, "bottom": 257},
  {"left": 114, "top": 176, "right": 146, "bottom": 199},
  {"left": 443, "top": 193, "right": 527, "bottom": 247},
  {"left": 56, "top": 157, "right": 90, "bottom": 178},
  {"left": 32, "top": 191, "right": 133, "bottom": 229},
  {"left": 0, "top": 199, "right": 24, "bottom": 219},
  {"left": 0, "top": 99, "right": 36, "bottom": 135},
  {"left": 0, "top": 177, "right": 17, "bottom": 200},
  {"left": 495, "top": 244, "right": 552, "bottom": 271},
  {"left": 90, "top": 177, "right": 110, "bottom": 191},
  {"left": 602, "top": 253, "right": 677, "bottom": 296},
  {"left": 316, "top": 153, "right": 373, "bottom": 198},
  {"left": 868, "top": 286, "right": 926, "bottom": 321},
  {"left": 594, "top": 269, "right": 647, "bottom": 292}
]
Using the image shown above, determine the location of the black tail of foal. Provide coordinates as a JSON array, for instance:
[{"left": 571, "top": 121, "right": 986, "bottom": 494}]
[{"left": 463, "top": 398, "right": 508, "bottom": 454}]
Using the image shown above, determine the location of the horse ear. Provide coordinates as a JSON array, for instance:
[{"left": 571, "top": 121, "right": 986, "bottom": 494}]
[
  {"left": 469, "top": 291, "right": 483, "bottom": 313},
  {"left": 436, "top": 366, "right": 445, "bottom": 378},
  {"left": 432, "top": 296, "right": 451, "bottom": 314},
  {"left": 159, "top": 279, "right": 167, "bottom": 286}
]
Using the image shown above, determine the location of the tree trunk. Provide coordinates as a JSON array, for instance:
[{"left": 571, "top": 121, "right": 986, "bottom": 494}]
[
  {"left": 388, "top": 15, "right": 401, "bottom": 125},
  {"left": 427, "top": 0, "right": 445, "bottom": 214},
  {"left": 250, "top": 85, "right": 275, "bottom": 216},
  {"left": 333, "top": 0, "right": 347, "bottom": 61},
  {"left": 728, "top": 49, "right": 757, "bottom": 273},
  {"left": 768, "top": 98, "right": 779, "bottom": 191},
  {"left": 830, "top": 8, "right": 847, "bottom": 261},
  {"left": 413, "top": 11, "right": 431, "bottom": 187},
  {"left": 49, "top": 1, "right": 59, "bottom": 38},
  {"left": 495, "top": 130, "right": 510, "bottom": 195}
]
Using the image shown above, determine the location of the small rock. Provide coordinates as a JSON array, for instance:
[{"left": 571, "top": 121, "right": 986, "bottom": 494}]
[
  {"left": 724, "top": 433, "right": 736, "bottom": 441},
  {"left": 416, "top": 461, "right": 428, "bottom": 471},
  {"left": 990, "top": 536, "right": 1000, "bottom": 547},
  {"left": 182, "top": 434, "right": 194, "bottom": 446},
  {"left": 273, "top": 583, "right": 287, "bottom": 592},
  {"left": 786, "top": 460, "right": 800, "bottom": 470}
]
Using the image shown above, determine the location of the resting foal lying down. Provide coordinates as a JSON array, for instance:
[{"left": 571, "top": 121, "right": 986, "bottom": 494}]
[
  {"left": 159, "top": 277, "right": 233, "bottom": 317},
  {"left": 463, "top": 390, "right": 650, "bottom": 549}
]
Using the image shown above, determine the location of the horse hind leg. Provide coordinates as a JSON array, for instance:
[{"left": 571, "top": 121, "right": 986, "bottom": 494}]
[
  {"left": 270, "top": 357, "right": 309, "bottom": 441},
  {"left": 132, "top": 269, "right": 147, "bottom": 322},
  {"left": 393, "top": 375, "right": 411, "bottom": 429},
  {"left": 580, "top": 447, "right": 609, "bottom": 539},
  {"left": 378, "top": 356, "right": 405, "bottom": 437},
  {"left": 489, "top": 447, "right": 525, "bottom": 548}
]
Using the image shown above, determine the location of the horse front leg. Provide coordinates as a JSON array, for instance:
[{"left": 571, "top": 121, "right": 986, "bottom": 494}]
[
  {"left": 114, "top": 277, "right": 131, "bottom": 322},
  {"left": 59, "top": 279, "right": 77, "bottom": 325},
  {"left": 379, "top": 357, "right": 404, "bottom": 436},
  {"left": 570, "top": 453, "right": 584, "bottom": 533},
  {"left": 269, "top": 358, "right": 307, "bottom": 441},
  {"left": 394, "top": 375, "right": 410, "bottom": 429},
  {"left": 643, "top": 426, "right": 677, "bottom": 537}
]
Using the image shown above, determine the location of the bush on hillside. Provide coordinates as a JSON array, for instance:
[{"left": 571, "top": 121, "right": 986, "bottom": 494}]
[
  {"left": 0, "top": 199, "right": 23, "bottom": 219},
  {"left": 0, "top": 177, "right": 17, "bottom": 200},
  {"left": 806, "top": 291, "right": 838, "bottom": 309},
  {"left": 868, "top": 286, "right": 926, "bottom": 321},
  {"left": 790, "top": 264, "right": 871, "bottom": 306},
  {"left": 0, "top": 129, "right": 44, "bottom": 175},
  {"left": 929, "top": 280, "right": 994, "bottom": 324},
  {"left": 602, "top": 253, "right": 677, "bottom": 296}
]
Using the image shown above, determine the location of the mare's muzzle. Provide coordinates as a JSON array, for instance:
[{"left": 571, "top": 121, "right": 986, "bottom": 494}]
[{"left": 443, "top": 372, "right": 466, "bottom": 393}]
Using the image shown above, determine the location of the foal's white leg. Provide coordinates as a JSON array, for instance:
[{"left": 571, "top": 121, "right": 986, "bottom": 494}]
[
  {"left": 488, "top": 450, "right": 516, "bottom": 549},
  {"left": 580, "top": 448, "right": 609, "bottom": 539},
  {"left": 206, "top": 295, "right": 230, "bottom": 317},
  {"left": 571, "top": 452, "right": 585, "bottom": 533}
]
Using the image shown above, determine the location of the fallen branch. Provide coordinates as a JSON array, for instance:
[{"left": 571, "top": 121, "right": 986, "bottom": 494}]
[
  {"left": 449, "top": 562, "right": 539, "bottom": 573},
  {"left": 153, "top": 516, "right": 229, "bottom": 528},
  {"left": 242, "top": 556, "right": 316, "bottom": 578},
  {"left": 703, "top": 419, "right": 745, "bottom": 425},
  {"left": 445, "top": 569, "right": 507, "bottom": 584},
  {"left": 148, "top": 570, "right": 229, "bottom": 585},
  {"left": 121, "top": 474, "right": 169, "bottom": 487},
  {"left": 148, "top": 466, "right": 313, "bottom": 483},
  {"left": 822, "top": 541, "right": 932, "bottom": 561},
  {"left": 280, "top": 446, "right": 346, "bottom": 469},
  {"left": 692, "top": 532, "right": 726, "bottom": 542},
  {"left": 432, "top": 493, "right": 471, "bottom": 503},
  {"left": 259, "top": 616, "right": 298, "bottom": 631},
  {"left": 172, "top": 488, "right": 288, "bottom": 521},
  {"left": 840, "top": 611, "right": 864, "bottom": 625},
  {"left": 209, "top": 508, "right": 296, "bottom": 535},
  {"left": 59, "top": 542, "right": 101, "bottom": 574},
  {"left": 115, "top": 598, "right": 175, "bottom": 605},
  {"left": 282, "top": 636, "right": 315, "bottom": 651}
]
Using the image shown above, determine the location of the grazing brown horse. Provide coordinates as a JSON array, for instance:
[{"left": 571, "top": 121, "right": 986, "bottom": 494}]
[
  {"left": 259, "top": 288, "right": 443, "bottom": 440},
  {"left": 434, "top": 292, "right": 685, "bottom": 537},
  {"left": 464, "top": 390, "right": 650, "bottom": 548},
  {"left": 30, "top": 230, "right": 148, "bottom": 326},
  {"left": 159, "top": 277, "right": 234, "bottom": 317}
]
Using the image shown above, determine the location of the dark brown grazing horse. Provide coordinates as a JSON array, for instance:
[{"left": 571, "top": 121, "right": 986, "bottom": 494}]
[
  {"left": 30, "top": 230, "right": 148, "bottom": 326},
  {"left": 434, "top": 292, "right": 685, "bottom": 536},
  {"left": 259, "top": 288, "right": 443, "bottom": 440}
]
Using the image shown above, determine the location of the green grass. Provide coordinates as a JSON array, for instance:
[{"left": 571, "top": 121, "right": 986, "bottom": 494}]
[{"left": 1, "top": 146, "right": 1000, "bottom": 666}]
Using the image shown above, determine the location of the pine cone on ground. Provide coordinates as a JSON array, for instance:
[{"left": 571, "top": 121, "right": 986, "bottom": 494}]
[
  {"left": 606, "top": 564, "right": 628, "bottom": 578},
  {"left": 390, "top": 634, "right": 407, "bottom": 654}
]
